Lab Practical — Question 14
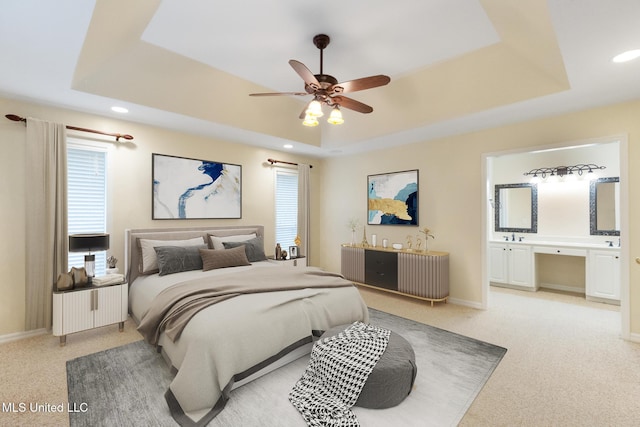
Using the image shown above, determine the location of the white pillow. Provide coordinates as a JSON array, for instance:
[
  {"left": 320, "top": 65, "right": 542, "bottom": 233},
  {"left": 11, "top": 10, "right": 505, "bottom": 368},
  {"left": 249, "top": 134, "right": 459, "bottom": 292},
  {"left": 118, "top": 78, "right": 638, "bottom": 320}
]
[
  {"left": 139, "top": 237, "right": 205, "bottom": 274},
  {"left": 208, "top": 233, "right": 257, "bottom": 250}
]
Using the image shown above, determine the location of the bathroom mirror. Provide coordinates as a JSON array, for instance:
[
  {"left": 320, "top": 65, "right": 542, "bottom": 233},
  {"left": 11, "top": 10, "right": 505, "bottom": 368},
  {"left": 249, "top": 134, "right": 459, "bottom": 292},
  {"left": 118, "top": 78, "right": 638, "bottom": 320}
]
[
  {"left": 494, "top": 183, "right": 538, "bottom": 233},
  {"left": 590, "top": 177, "right": 620, "bottom": 236}
]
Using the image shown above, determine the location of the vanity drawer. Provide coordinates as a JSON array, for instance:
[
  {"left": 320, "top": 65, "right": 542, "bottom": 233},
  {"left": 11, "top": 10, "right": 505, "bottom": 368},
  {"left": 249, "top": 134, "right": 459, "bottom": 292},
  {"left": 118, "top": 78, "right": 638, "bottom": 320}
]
[{"left": 533, "top": 246, "right": 587, "bottom": 257}]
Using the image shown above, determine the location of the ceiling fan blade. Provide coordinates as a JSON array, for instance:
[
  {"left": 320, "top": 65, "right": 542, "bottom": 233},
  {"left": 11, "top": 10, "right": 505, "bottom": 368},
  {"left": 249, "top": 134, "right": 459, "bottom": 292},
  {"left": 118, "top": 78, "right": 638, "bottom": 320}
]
[
  {"left": 289, "top": 60, "right": 320, "bottom": 90},
  {"left": 332, "top": 96, "right": 374, "bottom": 114},
  {"left": 331, "top": 75, "right": 390, "bottom": 94},
  {"left": 249, "top": 92, "right": 308, "bottom": 97}
]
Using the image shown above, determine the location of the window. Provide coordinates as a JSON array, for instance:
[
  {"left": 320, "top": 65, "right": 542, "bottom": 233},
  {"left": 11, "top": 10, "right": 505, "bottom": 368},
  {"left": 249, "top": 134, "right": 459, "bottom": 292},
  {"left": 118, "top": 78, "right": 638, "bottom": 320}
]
[
  {"left": 67, "top": 140, "right": 108, "bottom": 275},
  {"left": 275, "top": 169, "right": 298, "bottom": 250}
]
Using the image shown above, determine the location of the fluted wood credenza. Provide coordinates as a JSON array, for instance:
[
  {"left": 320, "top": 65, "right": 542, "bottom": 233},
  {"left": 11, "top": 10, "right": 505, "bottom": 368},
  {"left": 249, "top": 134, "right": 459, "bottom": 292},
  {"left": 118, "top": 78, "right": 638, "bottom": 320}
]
[{"left": 341, "top": 244, "right": 449, "bottom": 306}]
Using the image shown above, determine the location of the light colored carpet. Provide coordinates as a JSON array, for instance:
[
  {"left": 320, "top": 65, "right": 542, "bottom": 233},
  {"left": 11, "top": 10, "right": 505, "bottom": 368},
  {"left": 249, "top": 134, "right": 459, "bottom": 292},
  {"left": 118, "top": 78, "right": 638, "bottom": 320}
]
[
  {"left": 2, "top": 287, "right": 639, "bottom": 426},
  {"left": 66, "top": 309, "right": 506, "bottom": 426}
]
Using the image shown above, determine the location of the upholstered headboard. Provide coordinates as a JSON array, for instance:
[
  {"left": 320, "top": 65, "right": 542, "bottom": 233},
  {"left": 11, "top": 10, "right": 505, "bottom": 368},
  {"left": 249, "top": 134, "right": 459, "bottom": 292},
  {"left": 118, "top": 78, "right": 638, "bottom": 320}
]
[{"left": 124, "top": 225, "right": 264, "bottom": 284}]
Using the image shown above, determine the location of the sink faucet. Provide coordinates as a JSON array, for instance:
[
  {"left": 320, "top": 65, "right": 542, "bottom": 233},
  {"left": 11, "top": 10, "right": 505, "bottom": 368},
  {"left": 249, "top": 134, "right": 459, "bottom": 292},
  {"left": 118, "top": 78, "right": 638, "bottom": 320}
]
[
  {"left": 511, "top": 233, "right": 515, "bottom": 242},
  {"left": 605, "top": 240, "right": 613, "bottom": 247}
]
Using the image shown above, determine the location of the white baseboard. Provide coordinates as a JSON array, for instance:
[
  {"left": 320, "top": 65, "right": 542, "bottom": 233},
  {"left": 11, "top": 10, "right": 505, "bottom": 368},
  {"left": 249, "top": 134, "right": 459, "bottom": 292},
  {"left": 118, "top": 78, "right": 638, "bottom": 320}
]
[
  {"left": 448, "top": 297, "right": 483, "bottom": 309},
  {"left": 0, "top": 328, "right": 47, "bottom": 345},
  {"left": 626, "top": 332, "right": 640, "bottom": 343},
  {"left": 538, "top": 282, "right": 585, "bottom": 295}
]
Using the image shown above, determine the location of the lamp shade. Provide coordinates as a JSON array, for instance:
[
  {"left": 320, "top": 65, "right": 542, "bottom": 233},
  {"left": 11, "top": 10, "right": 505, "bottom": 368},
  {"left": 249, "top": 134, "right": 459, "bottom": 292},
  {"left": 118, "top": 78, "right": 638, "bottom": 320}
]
[
  {"left": 327, "top": 106, "right": 344, "bottom": 125},
  {"left": 69, "top": 233, "right": 110, "bottom": 252},
  {"left": 302, "top": 113, "right": 319, "bottom": 127}
]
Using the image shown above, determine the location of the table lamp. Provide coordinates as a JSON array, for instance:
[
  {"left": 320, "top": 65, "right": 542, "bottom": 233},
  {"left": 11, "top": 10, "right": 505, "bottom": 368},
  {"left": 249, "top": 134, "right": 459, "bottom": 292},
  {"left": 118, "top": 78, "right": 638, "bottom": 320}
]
[{"left": 69, "top": 233, "right": 110, "bottom": 277}]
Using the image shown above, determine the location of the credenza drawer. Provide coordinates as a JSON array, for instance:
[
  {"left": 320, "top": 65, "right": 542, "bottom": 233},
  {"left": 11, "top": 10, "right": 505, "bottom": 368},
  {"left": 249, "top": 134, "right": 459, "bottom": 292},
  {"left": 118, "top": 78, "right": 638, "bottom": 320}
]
[{"left": 364, "top": 250, "right": 398, "bottom": 290}]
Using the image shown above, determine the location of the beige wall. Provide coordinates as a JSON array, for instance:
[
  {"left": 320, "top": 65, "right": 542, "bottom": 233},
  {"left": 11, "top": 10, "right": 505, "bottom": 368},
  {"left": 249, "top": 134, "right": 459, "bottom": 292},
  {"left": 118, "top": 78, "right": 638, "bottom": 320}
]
[
  {"left": 0, "top": 97, "right": 321, "bottom": 336},
  {"left": 318, "top": 99, "right": 640, "bottom": 338},
  {"left": 2, "top": 95, "right": 640, "bottom": 339}
]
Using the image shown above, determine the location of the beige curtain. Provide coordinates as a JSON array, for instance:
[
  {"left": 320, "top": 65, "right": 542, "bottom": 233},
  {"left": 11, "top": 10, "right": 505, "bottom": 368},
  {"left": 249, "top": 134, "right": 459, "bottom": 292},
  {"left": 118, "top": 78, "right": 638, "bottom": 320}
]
[
  {"left": 25, "top": 118, "right": 68, "bottom": 331},
  {"left": 297, "top": 164, "right": 311, "bottom": 259}
]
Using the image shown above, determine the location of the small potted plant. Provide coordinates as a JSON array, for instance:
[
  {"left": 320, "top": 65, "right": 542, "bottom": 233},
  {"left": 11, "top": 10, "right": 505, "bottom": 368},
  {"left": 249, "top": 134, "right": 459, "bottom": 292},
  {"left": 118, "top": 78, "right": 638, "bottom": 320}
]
[{"left": 106, "top": 255, "right": 118, "bottom": 274}]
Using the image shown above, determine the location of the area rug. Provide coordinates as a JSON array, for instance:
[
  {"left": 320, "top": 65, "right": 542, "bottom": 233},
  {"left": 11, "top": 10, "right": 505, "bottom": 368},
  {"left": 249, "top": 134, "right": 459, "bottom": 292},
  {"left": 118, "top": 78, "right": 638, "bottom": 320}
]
[{"left": 67, "top": 309, "right": 506, "bottom": 427}]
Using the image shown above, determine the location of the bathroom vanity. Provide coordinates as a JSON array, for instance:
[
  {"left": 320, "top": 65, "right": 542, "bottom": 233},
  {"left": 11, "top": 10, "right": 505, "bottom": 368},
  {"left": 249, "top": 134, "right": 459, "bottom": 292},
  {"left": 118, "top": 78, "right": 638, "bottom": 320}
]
[{"left": 489, "top": 240, "right": 620, "bottom": 304}]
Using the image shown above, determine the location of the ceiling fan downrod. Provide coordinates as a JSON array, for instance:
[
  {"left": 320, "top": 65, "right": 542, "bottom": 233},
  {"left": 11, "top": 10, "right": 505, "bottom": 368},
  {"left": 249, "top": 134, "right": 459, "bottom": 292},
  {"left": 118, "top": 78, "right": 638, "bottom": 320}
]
[{"left": 313, "top": 34, "right": 330, "bottom": 75}]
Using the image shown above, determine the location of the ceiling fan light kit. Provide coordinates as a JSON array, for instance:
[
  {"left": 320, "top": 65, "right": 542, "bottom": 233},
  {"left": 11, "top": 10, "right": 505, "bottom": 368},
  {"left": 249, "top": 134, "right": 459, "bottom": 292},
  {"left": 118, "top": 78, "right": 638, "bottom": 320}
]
[
  {"left": 305, "top": 99, "right": 324, "bottom": 118},
  {"left": 302, "top": 114, "right": 319, "bottom": 127},
  {"left": 249, "top": 34, "right": 390, "bottom": 127},
  {"left": 327, "top": 106, "right": 344, "bottom": 125}
]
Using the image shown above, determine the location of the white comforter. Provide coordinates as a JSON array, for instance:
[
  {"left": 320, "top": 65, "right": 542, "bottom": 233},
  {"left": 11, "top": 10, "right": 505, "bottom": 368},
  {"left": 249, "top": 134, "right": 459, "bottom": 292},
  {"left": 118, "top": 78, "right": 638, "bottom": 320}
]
[{"left": 129, "top": 261, "right": 369, "bottom": 426}]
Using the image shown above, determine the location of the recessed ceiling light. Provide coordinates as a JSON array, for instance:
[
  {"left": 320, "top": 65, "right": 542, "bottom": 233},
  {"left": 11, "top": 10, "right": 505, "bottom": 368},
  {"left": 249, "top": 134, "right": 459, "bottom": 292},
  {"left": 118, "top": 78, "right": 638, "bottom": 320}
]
[
  {"left": 612, "top": 49, "right": 640, "bottom": 63},
  {"left": 111, "top": 106, "right": 129, "bottom": 113},
  {"left": 283, "top": 144, "right": 293, "bottom": 149}
]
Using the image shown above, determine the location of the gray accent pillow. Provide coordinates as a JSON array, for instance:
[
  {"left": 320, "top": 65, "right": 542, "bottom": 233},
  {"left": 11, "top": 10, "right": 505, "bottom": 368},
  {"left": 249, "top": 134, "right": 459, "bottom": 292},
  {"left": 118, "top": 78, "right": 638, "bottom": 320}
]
[
  {"left": 223, "top": 236, "right": 268, "bottom": 262},
  {"left": 154, "top": 245, "right": 207, "bottom": 276},
  {"left": 200, "top": 246, "right": 251, "bottom": 271}
]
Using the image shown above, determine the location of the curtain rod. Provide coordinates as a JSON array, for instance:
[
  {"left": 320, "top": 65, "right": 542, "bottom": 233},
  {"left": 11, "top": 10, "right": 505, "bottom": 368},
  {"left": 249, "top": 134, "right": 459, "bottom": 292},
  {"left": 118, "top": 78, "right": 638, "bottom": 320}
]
[
  {"left": 5, "top": 114, "right": 134, "bottom": 142},
  {"left": 267, "top": 158, "right": 313, "bottom": 168}
]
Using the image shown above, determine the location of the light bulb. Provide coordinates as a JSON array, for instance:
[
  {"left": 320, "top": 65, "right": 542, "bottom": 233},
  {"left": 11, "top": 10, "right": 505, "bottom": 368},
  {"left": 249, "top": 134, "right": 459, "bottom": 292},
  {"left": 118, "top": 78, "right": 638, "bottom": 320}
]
[
  {"left": 305, "top": 100, "right": 324, "bottom": 117},
  {"left": 327, "top": 107, "right": 344, "bottom": 125},
  {"left": 302, "top": 113, "right": 319, "bottom": 127}
]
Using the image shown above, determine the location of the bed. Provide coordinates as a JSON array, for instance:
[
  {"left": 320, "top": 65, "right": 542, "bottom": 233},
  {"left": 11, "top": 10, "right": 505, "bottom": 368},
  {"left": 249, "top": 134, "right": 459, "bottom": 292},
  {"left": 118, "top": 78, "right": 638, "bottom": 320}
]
[{"left": 124, "top": 225, "right": 369, "bottom": 426}]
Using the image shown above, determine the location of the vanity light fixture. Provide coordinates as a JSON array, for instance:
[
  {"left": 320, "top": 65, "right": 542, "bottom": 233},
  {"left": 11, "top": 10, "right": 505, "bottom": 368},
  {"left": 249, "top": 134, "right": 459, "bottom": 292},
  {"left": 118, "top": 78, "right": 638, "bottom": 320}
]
[{"left": 524, "top": 164, "right": 606, "bottom": 182}]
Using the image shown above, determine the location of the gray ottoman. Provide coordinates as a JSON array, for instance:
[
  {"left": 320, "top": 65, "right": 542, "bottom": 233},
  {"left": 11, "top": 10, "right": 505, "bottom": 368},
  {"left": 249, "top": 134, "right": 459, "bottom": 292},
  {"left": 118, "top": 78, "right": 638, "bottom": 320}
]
[{"left": 321, "top": 324, "right": 417, "bottom": 409}]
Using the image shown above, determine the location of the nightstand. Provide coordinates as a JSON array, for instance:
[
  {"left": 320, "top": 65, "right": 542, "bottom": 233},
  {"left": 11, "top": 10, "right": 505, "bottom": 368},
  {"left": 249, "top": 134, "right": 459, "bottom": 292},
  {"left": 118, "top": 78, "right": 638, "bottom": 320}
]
[
  {"left": 270, "top": 256, "right": 307, "bottom": 267},
  {"left": 52, "top": 281, "right": 128, "bottom": 346}
]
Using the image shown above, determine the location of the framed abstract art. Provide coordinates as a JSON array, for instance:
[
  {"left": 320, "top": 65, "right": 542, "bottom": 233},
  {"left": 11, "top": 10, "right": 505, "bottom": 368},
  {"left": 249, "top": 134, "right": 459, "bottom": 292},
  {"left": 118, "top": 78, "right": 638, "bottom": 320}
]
[
  {"left": 152, "top": 153, "right": 242, "bottom": 219},
  {"left": 367, "top": 169, "right": 418, "bottom": 226}
]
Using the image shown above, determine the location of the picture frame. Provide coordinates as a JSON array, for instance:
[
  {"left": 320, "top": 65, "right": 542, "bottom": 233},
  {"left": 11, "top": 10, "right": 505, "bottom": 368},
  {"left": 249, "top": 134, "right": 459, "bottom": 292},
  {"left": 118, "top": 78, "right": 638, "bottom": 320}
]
[
  {"left": 289, "top": 246, "right": 299, "bottom": 259},
  {"left": 152, "top": 153, "right": 242, "bottom": 219},
  {"left": 367, "top": 169, "right": 418, "bottom": 226}
]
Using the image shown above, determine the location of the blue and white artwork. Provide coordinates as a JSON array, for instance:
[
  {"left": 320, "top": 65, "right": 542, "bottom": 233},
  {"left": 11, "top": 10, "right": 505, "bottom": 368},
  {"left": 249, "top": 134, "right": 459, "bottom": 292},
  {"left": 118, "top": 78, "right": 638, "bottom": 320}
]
[
  {"left": 368, "top": 170, "right": 418, "bottom": 225},
  {"left": 152, "top": 154, "right": 241, "bottom": 219}
]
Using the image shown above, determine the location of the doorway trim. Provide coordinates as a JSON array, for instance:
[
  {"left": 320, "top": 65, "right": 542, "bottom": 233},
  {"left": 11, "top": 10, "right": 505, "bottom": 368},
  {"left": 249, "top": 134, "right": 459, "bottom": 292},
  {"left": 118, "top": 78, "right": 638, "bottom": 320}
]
[{"left": 481, "top": 135, "right": 629, "bottom": 339}]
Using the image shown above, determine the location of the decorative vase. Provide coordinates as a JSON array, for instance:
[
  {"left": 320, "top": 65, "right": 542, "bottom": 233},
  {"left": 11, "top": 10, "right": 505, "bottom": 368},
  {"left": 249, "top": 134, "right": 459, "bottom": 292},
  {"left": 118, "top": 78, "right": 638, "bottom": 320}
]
[{"left": 351, "top": 231, "right": 357, "bottom": 246}]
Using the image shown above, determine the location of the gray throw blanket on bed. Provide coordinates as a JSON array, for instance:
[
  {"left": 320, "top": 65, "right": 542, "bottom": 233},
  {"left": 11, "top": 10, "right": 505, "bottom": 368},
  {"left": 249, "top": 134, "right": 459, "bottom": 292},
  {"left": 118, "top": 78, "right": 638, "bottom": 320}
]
[
  {"left": 289, "top": 322, "right": 390, "bottom": 427},
  {"left": 137, "top": 267, "right": 354, "bottom": 346}
]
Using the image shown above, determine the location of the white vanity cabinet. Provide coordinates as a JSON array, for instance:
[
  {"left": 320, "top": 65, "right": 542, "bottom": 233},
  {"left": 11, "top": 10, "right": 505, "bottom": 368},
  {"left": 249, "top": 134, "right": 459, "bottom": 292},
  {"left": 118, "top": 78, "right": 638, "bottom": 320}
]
[
  {"left": 587, "top": 250, "right": 621, "bottom": 302},
  {"left": 489, "top": 243, "right": 534, "bottom": 289},
  {"left": 489, "top": 240, "right": 621, "bottom": 304}
]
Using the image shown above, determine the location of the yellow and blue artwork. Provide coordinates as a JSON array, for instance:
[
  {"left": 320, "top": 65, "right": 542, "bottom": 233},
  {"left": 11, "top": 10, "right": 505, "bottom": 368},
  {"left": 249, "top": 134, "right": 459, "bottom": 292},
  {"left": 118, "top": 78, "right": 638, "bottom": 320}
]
[{"left": 367, "top": 170, "right": 418, "bottom": 226}]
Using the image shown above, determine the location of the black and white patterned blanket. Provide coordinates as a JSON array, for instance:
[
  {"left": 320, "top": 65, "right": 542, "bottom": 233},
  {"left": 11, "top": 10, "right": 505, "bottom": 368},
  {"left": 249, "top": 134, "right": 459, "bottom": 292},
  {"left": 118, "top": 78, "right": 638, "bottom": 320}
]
[{"left": 289, "top": 322, "right": 390, "bottom": 426}]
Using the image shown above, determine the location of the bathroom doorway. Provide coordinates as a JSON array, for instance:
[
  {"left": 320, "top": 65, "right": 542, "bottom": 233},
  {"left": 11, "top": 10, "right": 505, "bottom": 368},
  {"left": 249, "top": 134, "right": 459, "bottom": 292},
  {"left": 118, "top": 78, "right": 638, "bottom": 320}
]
[{"left": 482, "top": 136, "right": 629, "bottom": 336}]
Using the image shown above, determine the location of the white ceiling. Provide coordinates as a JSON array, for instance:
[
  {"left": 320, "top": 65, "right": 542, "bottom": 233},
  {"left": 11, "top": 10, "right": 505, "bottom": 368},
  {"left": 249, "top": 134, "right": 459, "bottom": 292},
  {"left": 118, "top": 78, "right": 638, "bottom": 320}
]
[{"left": 1, "top": 0, "right": 640, "bottom": 157}]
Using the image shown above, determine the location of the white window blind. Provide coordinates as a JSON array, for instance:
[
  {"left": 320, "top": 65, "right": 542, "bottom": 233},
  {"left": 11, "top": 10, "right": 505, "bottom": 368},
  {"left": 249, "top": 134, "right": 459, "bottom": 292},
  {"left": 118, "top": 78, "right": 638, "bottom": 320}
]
[
  {"left": 275, "top": 169, "right": 298, "bottom": 250},
  {"left": 67, "top": 142, "right": 108, "bottom": 275}
]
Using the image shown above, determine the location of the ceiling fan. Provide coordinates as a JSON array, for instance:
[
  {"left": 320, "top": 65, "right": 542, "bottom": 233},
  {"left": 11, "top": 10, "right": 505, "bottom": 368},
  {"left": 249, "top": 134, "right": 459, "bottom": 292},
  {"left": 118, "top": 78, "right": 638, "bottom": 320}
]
[{"left": 249, "top": 34, "right": 391, "bottom": 126}]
